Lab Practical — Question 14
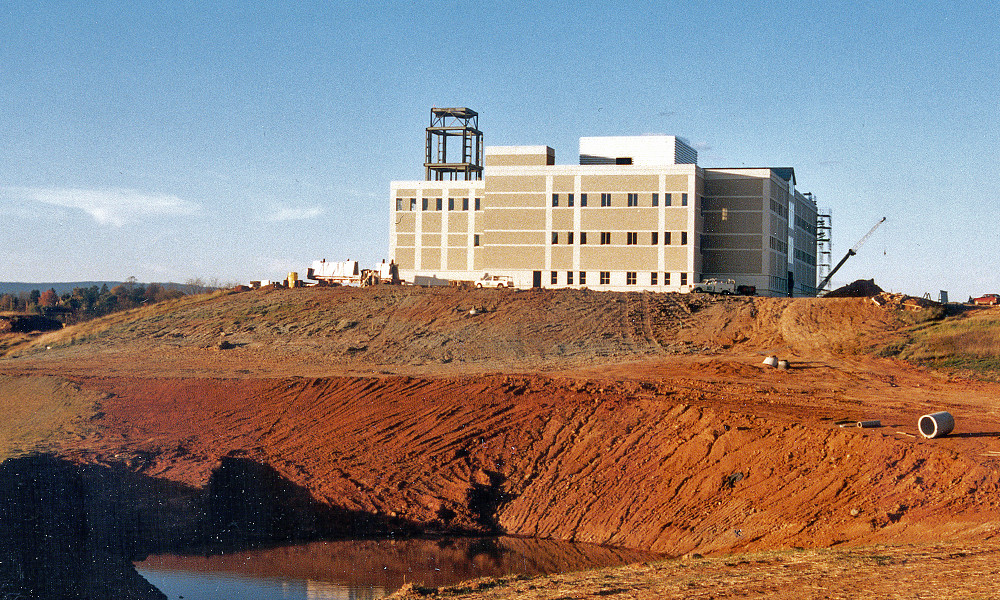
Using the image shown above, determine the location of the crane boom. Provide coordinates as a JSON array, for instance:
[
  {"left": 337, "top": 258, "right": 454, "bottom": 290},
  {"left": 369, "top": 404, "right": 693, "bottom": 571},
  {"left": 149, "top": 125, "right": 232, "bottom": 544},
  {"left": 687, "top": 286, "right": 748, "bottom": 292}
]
[{"left": 817, "top": 217, "right": 886, "bottom": 293}]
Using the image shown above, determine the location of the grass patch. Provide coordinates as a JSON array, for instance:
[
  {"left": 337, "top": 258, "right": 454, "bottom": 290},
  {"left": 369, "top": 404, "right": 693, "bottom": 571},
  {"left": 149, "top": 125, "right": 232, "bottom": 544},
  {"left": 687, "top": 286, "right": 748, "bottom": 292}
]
[{"left": 877, "top": 310, "right": 1000, "bottom": 379}]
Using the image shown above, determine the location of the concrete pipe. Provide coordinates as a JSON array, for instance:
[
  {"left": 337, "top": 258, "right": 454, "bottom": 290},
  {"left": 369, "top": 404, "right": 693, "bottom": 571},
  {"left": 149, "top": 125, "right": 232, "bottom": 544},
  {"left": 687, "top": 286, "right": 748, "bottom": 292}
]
[
  {"left": 918, "top": 411, "right": 954, "bottom": 439},
  {"left": 777, "top": 360, "right": 790, "bottom": 371},
  {"left": 856, "top": 420, "right": 881, "bottom": 428},
  {"left": 762, "top": 356, "right": 778, "bottom": 367}
]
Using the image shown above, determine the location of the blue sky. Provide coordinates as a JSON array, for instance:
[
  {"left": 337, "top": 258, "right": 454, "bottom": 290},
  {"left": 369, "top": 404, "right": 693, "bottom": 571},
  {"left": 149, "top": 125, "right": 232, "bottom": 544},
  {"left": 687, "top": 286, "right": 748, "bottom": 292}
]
[{"left": 2, "top": 1, "right": 998, "bottom": 299}]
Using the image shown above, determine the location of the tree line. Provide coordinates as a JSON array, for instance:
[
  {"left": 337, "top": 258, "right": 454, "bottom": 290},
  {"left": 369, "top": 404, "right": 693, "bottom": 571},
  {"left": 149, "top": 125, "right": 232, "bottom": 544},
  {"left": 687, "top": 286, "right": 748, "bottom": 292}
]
[{"left": 0, "top": 280, "right": 193, "bottom": 323}]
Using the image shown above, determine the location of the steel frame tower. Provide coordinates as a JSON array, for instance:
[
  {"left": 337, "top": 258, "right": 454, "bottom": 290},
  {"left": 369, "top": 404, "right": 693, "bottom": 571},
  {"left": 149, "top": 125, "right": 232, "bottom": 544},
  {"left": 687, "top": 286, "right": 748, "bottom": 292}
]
[
  {"left": 816, "top": 207, "right": 833, "bottom": 292},
  {"left": 425, "top": 107, "right": 483, "bottom": 181}
]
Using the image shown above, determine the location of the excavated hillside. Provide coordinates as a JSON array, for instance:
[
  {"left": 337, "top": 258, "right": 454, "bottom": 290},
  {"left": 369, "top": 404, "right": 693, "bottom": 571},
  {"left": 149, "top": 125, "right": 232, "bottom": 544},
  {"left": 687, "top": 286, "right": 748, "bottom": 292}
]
[{"left": 2, "top": 285, "right": 1000, "bottom": 593}]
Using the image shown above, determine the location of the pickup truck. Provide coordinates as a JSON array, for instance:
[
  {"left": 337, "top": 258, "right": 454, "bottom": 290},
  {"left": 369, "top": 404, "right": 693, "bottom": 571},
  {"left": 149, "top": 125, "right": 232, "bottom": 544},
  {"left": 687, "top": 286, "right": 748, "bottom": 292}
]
[{"left": 476, "top": 274, "right": 514, "bottom": 288}]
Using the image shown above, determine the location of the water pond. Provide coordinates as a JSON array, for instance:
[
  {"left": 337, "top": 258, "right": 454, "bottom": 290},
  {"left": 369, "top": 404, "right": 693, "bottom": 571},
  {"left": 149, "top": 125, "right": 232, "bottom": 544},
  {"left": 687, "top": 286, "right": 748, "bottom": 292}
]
[{"left": 135, "top": 536, "right": 660, "bottom": 599}]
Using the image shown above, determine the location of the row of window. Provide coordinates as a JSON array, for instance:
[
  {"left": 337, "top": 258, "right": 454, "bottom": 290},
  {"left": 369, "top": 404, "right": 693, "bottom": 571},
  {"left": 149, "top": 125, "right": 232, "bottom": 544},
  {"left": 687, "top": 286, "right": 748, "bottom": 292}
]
[
  {"left": 551, "top": 192, "right": 689, "bottom": 208},
  {"left": 551, "top": 231, "right": 689, "bottom": 245},
  {"left": 549, "top": 271, "right": 690, "bottom": 286},
  {"left": 395, "top": 197, "right": 482, "bottom": 212},
  {"left": 769, "top": 235, "right": 789, "bottom": 254},
  {"left": 769, "top": 198, "right": 788, "bottom": 219}
]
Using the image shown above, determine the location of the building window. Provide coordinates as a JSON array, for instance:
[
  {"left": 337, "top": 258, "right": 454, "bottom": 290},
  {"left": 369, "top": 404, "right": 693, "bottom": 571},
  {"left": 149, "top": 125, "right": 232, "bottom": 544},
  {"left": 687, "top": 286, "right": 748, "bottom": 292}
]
[
  {"left": 567, "top": 271, "right": 574, "bottom": 285},
  {"left": 580, "top": 271, "right": 587, "bottom": 284},
  {"left": 580, "top": 231, "right": 587, "bottom": 244},
  {"left": 626, "top": 232, "right": 637, "bottom": 245},
  {"left": 664, "top": 231, "right": 671, "bottom": 245},
  {"left": 680, "top": 272, "right": 688, "bottom": 286},
  {"left": 601, "top": 193, "right": 611, "bottom": 207},
  {"left": 552, "top": 193, "right": 559, "bottom": 207},
  {"left": 448, "top": 197, "right": 455, "bottom": 210},
  {"left": 551, "top": 271, "right": 558, "bottom": 284},
  {"left": 580, "top": 193, "right": 588, "bottom": 207},
  {"left": 552, "top": 232, "right": 558, "bottom": 244},
  {"left": 475, "top": 197, "right": 481, "bottom": 210},
  {"left": 651, "top": 272, "right": 658, "bottom": 285},
  {"left": 474, "top": 234, "right": 480, "bottom": 247},
  {"left": 436, "top": 198, "right": 442, "bottom": 211},
  {"left": 422, "top": 198, "right": 428, "bottom": 211},
  {"left": 568, "top": 193, "right": 574, "bottom": 207},
  {"left": 652, "top": 193, "right": 659, "bottom": 207},
  {"left": 681, "top": 231, "right": 688, "bottom": 245},
  {"left": 410, "top": 198, "right": 417, "bottom": 211},
  {"left": 626, "top": 272, "right": 637, "bottom": 285},
  {"left": 600, "top": 271, "right": 610, "bottom": 285},
  {"left": 651, "top": 232, "right": 658, "bottom": 245},
  {"left": 681, "top": 193, "right": 688, "bottom": 206},
  {"left": 664, "top": 272, "right": 671, "bottom": 285},
  {"left": 462, "top": 197, "right": 469, "bottom": 211},
  {"left": 665, "top": 193, "right": 672, "bottom": 207},
  {"left": 395, "top": 198, "right": 403, "bottom": 211},
  {"left": 567, "top": 231, "right": 574, "bottom": 244},
  {"left": 627, "top": 193, "right": 638, "bottom": 207},
  {"left": 600, "top": 232, "right": 611, "bottom": 245}
]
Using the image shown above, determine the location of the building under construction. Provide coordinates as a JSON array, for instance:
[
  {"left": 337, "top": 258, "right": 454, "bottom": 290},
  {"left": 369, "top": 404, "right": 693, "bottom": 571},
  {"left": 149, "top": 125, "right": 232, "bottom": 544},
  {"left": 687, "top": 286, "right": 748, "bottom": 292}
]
[{"left": 389, "top": 107, "right": 819, "bottom": 296}]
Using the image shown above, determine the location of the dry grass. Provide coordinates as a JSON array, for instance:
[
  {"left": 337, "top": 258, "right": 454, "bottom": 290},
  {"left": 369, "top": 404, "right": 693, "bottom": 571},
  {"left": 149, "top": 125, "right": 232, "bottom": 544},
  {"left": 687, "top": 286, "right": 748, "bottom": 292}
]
[{"left": 879, "top": 309, "right": 1000, "bottom": 378}]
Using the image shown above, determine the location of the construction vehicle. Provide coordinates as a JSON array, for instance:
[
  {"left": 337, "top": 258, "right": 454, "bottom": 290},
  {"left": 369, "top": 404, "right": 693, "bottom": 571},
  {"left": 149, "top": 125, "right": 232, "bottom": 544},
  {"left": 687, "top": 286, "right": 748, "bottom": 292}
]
[
  {"left": 692, "top": 278, "right": 737, "bottom": 295},
  {"left": 307, "top": 259, "right": 400, "bottom": 287},
  {"left": 817, "top": 216, "right": 886, "bottom": 294}
]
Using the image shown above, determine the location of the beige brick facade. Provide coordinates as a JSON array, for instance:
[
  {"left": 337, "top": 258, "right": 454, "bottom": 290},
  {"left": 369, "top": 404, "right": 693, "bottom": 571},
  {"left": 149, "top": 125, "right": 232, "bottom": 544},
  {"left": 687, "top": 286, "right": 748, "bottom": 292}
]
[{"left": 391, "top": 139, "right": 817, "bottom": 296}]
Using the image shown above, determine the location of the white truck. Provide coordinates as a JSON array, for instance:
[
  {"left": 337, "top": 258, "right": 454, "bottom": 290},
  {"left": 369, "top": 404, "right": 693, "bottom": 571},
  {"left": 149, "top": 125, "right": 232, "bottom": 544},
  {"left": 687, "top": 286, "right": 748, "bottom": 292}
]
[
  {"left": 691, "top": 278, "right": 737, "bottom": 295},
  {"left": 476, "top": 273, "right": 514, "bottom": 288}
]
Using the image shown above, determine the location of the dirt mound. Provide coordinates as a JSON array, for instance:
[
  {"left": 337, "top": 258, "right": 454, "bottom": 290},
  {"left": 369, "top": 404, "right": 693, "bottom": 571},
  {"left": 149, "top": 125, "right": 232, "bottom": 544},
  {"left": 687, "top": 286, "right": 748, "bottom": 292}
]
[
  {"left": 6, "top": 288, "right": 903, "bottom": 376},
  {"left": 826, "top": 279, "right": 883, "bottom": 298}
]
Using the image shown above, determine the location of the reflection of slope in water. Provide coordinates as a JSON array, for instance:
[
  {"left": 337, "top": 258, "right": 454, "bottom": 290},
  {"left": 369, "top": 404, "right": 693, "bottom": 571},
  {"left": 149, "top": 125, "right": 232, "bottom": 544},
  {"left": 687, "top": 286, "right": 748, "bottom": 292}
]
[{"left": 136, "top": 536, "right": 659, "bottom": 596}]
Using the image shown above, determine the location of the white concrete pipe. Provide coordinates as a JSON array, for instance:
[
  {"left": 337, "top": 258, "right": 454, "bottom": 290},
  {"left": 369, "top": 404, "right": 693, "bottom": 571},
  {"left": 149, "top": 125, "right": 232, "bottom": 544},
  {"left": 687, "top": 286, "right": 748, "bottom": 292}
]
[
  {"left": 918, "top": 411, "right": 954, "bottom": 439},
  {"left": 777, "top": 360, "right": 790, "bottom": 371},
  {"left": 762, "top": 356, "right": 778, "bottom": 367}
]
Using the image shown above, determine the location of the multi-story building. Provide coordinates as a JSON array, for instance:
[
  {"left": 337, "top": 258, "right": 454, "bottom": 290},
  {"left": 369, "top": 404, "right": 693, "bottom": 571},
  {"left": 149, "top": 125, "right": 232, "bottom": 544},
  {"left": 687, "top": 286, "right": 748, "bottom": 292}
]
[{"left": 389, "top": 108, "right": 818, "bottom": 296}]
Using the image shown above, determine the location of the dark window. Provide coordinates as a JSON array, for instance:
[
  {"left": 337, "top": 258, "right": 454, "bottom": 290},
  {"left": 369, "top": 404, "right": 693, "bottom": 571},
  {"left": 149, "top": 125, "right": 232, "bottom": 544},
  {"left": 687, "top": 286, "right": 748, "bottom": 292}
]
[
  {"left": 600, "top": 232, "right": 611, "bottom": 245},
  {"left": 626, "top": 232, "right": 637, "bottom": 245},
  {"left": 475, "top": 197, "right": 482, "bottom": 210},
  {"left": 627, "top": 193, "right": 638, "bottom": 207},
  {"left": 567, "top": 231, "right": 574, "bottom": 244},
  {"left": 474, "top": 234, "right": 480, "bottom": 247},
  {"left": 681, "top": 231, "right": 688, "bottom": 245},
  {"left": 580, "top": 232, "right": 587, "bottom": 244},
  {"left": 552, "top": 232, "right": 558, "bottom": 244},
  {"left": 651, "top": 272, "right": 658, "bottom": 285},
  {"left": 567, "top": 271, "right": 574, "bottom": 285},
  {"left": 652, "top": 193, "right": 659, "bottom": 207},
  {"left": 410, "top": 198, "right": 417, "bottom": 211},
  {"left": 568, "top": 193, "right": 574, "bottom": 207},
  {"left": 580, "top": 271, "right": 587, "bottom": 284},
  {"left": 651, "top": 231, "right": 658, "bottom": 245},
  {"left": 615, "top": 157, "right": 632, "bottom": 165},
  {"left": 601, "top": 193, "right": 612, "bottom": 207},
  {"left": 580, "top": 193, "right": 588, "bottom": 207},
  {"left": 626, "top": 272, "right": 636, "bottom": 285},
  {"left": 395, "top": 198, "right": 403, "bottom": 211},
  {"left": 600, "top": 271, "right": 610, "bottom": 285},
  {"left": 462, "top": 197, "right": 469, "bottom": 210},
  {"left": 448, "top": 197, "right": 455, "bottom": 210},
  {"left": 435, "top": 198, "right": 442, "bottom": 211},
  {"left": 551, "top": 271, "right": 558, "bottom": 284},
  {"left": 665, "top": 231, "right": 672, "bottom": 245},
  {"left": 665, "top": 272, "right": 671, "bottom": 285},
  {"left": 681, "top": 193, "right": 688, "bottom": 206},
  {"left": 665, "top": 193, "right": 672, "bottom": 207},
  {"left": 680, "top": 272, "right": 688, "bottom": 285},
  {"left": 422, "top": 198, "right": 428, "bottom": 211},
  {"left": 552, "top": 193, "right": 559, "bottom": 207}
]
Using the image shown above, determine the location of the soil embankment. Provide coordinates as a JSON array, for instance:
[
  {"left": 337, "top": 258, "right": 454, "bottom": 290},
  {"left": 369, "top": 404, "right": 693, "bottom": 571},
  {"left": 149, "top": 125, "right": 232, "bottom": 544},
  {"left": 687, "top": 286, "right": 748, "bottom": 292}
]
[{"left": 2, "top": 286, "right": 1000, "bottom": 594}]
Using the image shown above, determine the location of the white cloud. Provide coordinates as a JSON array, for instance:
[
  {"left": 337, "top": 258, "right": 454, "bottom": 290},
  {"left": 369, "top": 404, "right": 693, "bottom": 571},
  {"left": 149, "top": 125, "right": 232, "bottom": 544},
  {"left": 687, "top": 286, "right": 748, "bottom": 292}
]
[
  {"left": 8, "top": 187, "right": 199, "bottom": 227},
  {"left": 265, "top": 205, "right": 324, "bottom": 223}
]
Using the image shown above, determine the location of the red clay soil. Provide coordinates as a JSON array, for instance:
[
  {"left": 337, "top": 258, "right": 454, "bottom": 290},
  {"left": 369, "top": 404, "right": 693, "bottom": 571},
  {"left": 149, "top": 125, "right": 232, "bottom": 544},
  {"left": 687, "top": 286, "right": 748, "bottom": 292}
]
[{"left": 2, "top": 287, "right": 1000, "bottom": 590}]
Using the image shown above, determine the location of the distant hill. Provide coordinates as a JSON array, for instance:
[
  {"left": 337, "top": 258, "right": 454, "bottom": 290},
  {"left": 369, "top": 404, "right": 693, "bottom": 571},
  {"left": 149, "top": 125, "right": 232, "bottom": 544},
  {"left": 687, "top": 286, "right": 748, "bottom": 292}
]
[{"left": 0, "top": 282, "right": 210, "bottom": 296}]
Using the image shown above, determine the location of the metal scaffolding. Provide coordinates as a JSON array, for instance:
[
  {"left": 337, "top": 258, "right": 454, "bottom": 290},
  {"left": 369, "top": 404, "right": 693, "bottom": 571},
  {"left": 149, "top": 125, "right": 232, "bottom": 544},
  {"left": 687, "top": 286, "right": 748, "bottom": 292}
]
[
  {"left": 816, "top": 207, "right": 832, "bottom": 292},
  {"left": 425, "top": 107, "right": 483, "bottom": 181}
]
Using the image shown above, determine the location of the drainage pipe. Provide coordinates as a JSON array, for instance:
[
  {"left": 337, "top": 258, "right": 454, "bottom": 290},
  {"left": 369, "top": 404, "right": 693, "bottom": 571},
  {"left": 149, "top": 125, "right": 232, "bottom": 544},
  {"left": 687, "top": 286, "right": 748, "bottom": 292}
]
[{"left": 918, "top": 411, "right": 954, "bottom": 439}]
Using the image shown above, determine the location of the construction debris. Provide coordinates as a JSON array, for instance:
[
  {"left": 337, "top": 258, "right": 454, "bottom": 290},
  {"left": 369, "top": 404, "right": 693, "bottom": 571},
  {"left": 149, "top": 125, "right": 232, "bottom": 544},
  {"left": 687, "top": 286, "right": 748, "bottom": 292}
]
[
  {"left": 871, "top": 292, "right": 941, "bottom": 312},
  {"left": 826, "top": 279, "right": 884, "bottom": 298}
]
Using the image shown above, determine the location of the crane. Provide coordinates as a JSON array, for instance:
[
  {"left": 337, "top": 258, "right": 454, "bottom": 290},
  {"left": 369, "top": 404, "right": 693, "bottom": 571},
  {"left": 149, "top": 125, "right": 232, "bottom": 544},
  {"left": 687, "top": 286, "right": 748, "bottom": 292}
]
[{"left": 817, "top": 216, "right": 886, "bottom": 294}]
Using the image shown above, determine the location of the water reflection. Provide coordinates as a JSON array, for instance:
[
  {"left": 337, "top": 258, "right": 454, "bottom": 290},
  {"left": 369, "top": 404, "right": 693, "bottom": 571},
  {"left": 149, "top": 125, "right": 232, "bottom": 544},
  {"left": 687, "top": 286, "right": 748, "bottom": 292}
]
[{"left": 136, "top": 536, "right": 659, "bottom": 599}]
